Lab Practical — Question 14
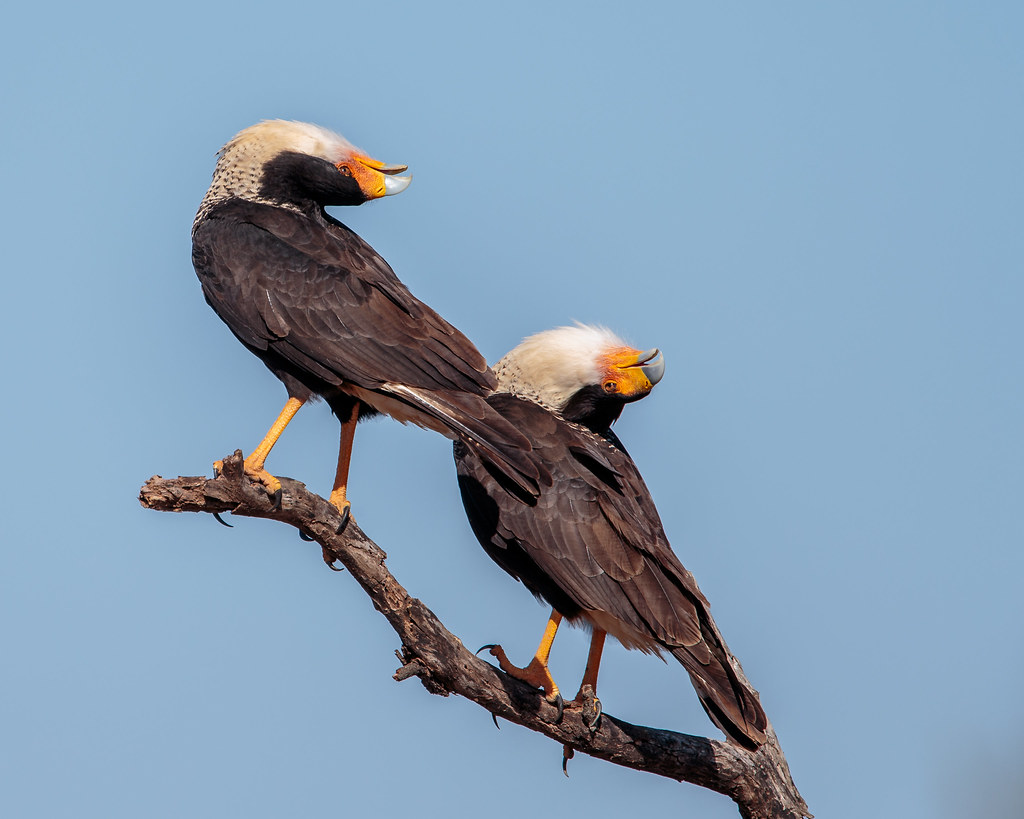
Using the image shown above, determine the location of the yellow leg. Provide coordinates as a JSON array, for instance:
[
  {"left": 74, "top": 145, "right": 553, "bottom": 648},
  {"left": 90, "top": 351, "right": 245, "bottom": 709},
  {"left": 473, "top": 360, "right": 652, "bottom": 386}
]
[
  {"left": 215, "top": 397, "right": 304, "bottom": 498},
  {"left": 327, "top": 404, "right": 358, "bottom": 514},
  {"left": 486, "top": 610, "right": 563, "bottom": 702},
  {"left": 575, "top": 629, "right": 606, "bottom": 701},
  {"left": 572, "top": 628, "right": 606, "bottom": 732}
]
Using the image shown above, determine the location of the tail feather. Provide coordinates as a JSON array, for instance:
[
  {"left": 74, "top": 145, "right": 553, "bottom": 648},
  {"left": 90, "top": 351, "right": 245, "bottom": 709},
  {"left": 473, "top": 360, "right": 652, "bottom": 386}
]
[
  {"left": 383, "top": 384, "right": 541, "bottom": 497},
  {"left": 673, "top": 645, "right": 768, "bottom": 750}
]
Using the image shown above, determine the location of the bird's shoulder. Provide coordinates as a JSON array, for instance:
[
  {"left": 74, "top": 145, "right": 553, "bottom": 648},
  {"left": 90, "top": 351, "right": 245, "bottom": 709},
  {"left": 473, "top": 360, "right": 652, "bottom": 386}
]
[
  {"left": 192, "top": 199, "right": 493, "bottom": 393},
  {"left": 194, "top": 199, "right": 398, "bottom": 286},
  {"left": 456, "top": 394, "right": 710, "bottom": 623},
  {"left": 483, "top": 394, "right": 645, "bottom": 502},
  {"left": 464, "top": 396, "right": 674, "bottom": 559}
]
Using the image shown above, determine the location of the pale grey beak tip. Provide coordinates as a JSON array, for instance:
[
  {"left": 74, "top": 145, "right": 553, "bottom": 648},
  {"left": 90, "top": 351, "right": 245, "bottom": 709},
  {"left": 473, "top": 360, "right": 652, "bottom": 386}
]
[
  {"left": 641, "top": 349, "right": 666, "bottom": 386},
  {"left": 383, "top": 173, "right": 413, "bottom": 196}
]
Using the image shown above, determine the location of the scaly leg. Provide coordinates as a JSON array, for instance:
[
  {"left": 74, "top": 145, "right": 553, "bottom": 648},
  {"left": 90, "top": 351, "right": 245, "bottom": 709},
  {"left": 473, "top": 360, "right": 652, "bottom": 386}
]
[
  {"left": 215, "top": 397, "right": 304, "bottom": 506},
  {"left": 480, "top": 610, "right": 564, "bottom": 719},
  {"left": 328, "top": 403, "right": 358, "bottom": 518},
  {"left": 319, "top": 403, "right": 359, "bottom": 541},
  {"left": 572, "top": 629, "right": 606, "bottom": 732},
  {"left": 576, "top": 629, "right": 606, "bottom": 698}
]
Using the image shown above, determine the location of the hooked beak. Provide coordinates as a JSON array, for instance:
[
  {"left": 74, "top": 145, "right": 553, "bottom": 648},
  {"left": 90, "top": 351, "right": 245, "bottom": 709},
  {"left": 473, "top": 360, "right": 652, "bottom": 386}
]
[
  {"left": 635, "top": 348, "right": 665, "bottom": 386},
  {"left": 355, "top": 155, "right": 412, "bottom": 196},
  {"left": 605, "top": 346, "right": 666, "bottom": 401},
  {"left": 342, "top": 153, "right": 413, "bottom": 198},
  {"left": 616, "top": 348, "right": 665, "bottom": 385},
  {"left": 382, "top": 173, "right": 413, "bottom": 196}
]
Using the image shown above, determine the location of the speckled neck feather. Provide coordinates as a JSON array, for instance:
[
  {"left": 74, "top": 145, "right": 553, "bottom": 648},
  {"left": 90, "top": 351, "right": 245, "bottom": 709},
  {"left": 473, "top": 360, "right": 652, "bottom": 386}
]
[{"left": 194, "top": 120, "right": 358, "bottom": 229}]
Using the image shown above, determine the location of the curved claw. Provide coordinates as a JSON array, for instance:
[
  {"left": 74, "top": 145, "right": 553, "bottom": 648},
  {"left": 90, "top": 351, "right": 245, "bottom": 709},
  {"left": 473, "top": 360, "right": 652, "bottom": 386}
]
[
  {"left": 321, "top": 546, "right": 344, "bottom": 571},
  {"left": 336, "top": 505, "right": 351, "bottom": 534},
  {"left": 562, "top": 744, "right": 574, "bottom": 777},
  {"left": 490, "top": 713, "right": 500, "bottom": 730},
  {"left": 552, "top": 692, "right": 564, "bottom": 724},
  {"left": 212, "top": 512, "right": 233, "bottom": 528},
  {"left": 298, "top": 530, "right": 315, "bottom": 541},
  {"left": 270, "top": 488, "right": 283, "bottom": 510},
  {"left": 477, "top": 644, "right": 561, "bottom": 722}
]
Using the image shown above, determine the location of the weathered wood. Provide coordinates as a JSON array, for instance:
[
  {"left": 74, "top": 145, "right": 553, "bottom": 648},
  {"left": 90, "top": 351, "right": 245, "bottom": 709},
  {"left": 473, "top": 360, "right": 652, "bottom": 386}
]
[{"left": 139, "top": 451, "right": 810, "bottom": 819}]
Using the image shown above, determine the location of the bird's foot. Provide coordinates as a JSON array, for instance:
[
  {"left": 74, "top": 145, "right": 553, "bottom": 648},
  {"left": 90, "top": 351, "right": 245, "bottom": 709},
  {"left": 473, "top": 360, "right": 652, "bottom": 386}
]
[
  {"left": 213, "top": 456, "right": 283, "bottom": 505},
  {"left": 250, "top": 467, "right": 283, "bottom": 508},
  {"left": 571, "top": 684, "right": 602, "bottom": 733},
  {"left": 477, "top": 644, "right": 563, "bottom": 721},
  {"left": 211, "top": 458, "right": 236, "bottom": 527},
  {"left": 320, "top": 546, "right": 344, "bottom": 571},
  {"left": 328, "top": 492, "right": 351, "bottom": 534},
  {"left": 296, "top": 529, "right": 343, "bottom": 572}
]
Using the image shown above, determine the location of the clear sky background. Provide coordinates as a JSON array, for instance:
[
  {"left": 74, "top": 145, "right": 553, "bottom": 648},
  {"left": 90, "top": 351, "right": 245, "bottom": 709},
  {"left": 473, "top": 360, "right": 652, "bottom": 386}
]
[{"left": 2, "top": 2, "right": 1022, "bottom": 817}]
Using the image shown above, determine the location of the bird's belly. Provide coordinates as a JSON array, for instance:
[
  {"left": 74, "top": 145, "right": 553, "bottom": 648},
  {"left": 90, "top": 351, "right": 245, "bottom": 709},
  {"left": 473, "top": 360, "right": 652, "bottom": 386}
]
[
  {"left": 582, "top": 609, "right": 663, "bottom": 655},
  {"left": 344, "top": 385, "right": 456, "bottom": 439}
]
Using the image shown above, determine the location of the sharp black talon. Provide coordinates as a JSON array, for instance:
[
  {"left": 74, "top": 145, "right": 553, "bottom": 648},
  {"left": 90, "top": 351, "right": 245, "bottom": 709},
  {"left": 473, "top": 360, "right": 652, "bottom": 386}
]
[
  {"left": 562, "top": 744, "right": 574, "bottom": 777},
  {"left": 476, "top": 644, "right": 497, "bottom": 655},
  {"left": 552, "top": 692, "right": 564, "bottom": 724},
  {"left": 336, "top": 505, "right": 351, "bottom": 534},
  {"left": 213, "top": 512, "right": 233, "bottom": 528},
  {"left": 490, "top": 713, "right": 500, "bottom": 730},
  {"left": 271, "top": 489, "right": 283, "bottom": 510},
  {"left": 298, "top": 530, "right": 315, "bottom": 541},
  {"left": 321, "top": 548, "right": 346, "bottom": 573}
]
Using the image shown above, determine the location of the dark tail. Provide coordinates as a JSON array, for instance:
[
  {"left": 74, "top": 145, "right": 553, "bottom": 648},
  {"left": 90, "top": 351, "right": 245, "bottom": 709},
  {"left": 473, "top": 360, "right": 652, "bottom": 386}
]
[
  {"left": 383, "top": 384, "right": 541, "bottom": 497},
  {"left": 672, "top": 642, "right": 768, "bottom": 751}
]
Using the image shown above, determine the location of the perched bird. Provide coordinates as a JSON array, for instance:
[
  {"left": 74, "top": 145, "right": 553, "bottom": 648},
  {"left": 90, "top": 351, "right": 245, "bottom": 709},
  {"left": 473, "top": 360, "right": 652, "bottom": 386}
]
[
  {"left": 455, "top": 325, "right": 767, "bottom": 749},
  {"left": 192, "top": 120, "right": 536, "bottom": 526}
]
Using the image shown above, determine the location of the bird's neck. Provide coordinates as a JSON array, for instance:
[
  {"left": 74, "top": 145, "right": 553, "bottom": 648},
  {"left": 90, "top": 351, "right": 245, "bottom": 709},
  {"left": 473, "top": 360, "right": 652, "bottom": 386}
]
[
  {"left": 493, "top": 358, "right": 623, "bottom": 435},
  {"left": 492, "top": 357, "right": 559, "bottom": 413},
  {"left": 559, "top": 385, "right": 625, "bottom": 433},
  {"left": 193, "top": 149, "right": 313, "bottom": 231}
]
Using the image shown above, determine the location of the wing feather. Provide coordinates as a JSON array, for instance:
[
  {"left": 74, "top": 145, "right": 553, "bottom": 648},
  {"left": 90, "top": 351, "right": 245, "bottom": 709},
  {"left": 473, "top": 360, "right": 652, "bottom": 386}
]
[
  {"left": 454, "top": 393, "right": 767, "bottom": 747},
  {"left": 193, "top": 201, "right": 494, "bottom": 395}
]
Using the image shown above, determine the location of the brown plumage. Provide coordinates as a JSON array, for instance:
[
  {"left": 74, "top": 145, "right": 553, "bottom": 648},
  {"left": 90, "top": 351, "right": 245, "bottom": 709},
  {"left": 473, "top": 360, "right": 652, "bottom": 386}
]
[
  {"left": 454, "top": 325, "right": 767, "bottom": 749},
  {"left": 191, "top": 121, "right": 537, "bottom": 516}
]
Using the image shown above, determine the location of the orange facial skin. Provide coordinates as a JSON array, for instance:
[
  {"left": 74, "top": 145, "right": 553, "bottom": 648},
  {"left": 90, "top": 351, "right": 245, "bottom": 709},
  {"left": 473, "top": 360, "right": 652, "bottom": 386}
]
[
  {"left": 600, "top": 347, "right": 660, "bottom": 400},
  {"left": 335, "top": 153, "right": 409, "bottom": 200}
]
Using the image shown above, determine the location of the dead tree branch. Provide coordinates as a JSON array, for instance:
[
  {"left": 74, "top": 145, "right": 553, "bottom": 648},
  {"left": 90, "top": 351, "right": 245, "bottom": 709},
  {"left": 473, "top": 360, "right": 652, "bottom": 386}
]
[{"left": 139, "top": 451, "right": 810, "bottom": 819}]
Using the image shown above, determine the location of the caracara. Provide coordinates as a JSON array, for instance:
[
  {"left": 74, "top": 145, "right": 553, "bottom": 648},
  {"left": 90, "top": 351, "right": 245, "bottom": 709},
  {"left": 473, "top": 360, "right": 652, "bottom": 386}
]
[
  {"left": 192, "top": 120, "right": 536, "bottom": 525},
  {"left": 454, "top": 325, "right": 767, "bottom": 750}
]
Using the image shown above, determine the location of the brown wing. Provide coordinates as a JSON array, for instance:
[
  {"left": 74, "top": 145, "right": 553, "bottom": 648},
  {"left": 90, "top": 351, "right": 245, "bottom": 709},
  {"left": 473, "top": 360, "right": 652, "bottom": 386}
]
[
  {"left": 194, "top": 200, "right": 539, "bottom": 493},
  {"left": 455, "top": 393, "right": 766, "bottom": 748},
  {"left": 192, "top": 200, "right": 494, "bottom": 395}
]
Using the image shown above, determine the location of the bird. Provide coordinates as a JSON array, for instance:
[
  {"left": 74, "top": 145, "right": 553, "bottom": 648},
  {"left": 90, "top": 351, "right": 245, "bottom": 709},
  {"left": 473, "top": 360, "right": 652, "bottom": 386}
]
[
  {"left": 192, "top": 120, "right": 537, "bottom": 529},
  {"left": 454, "top": 325, "right": 767, "bottom": 749}
]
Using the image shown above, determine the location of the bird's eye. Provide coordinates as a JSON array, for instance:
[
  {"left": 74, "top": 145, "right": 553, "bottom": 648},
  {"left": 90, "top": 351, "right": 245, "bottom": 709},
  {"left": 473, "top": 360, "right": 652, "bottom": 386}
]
[
  {"left": 337, "top": 163, "right": 353, "bottom": 177},
  {"left": 603, "top": 380, "right": 618, "bottom": 393}
]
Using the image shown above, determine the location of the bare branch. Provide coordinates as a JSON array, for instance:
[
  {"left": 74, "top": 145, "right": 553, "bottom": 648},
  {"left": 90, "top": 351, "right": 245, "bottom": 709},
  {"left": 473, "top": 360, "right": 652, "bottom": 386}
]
[{"left": 139, "top": 451, "right": 810, "bottom": 819}]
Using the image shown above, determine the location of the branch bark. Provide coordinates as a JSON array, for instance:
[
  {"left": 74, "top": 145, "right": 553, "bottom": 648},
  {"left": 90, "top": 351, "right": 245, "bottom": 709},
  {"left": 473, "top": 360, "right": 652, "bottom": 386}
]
[{"left": 139, "top": 451, "right": 810, "bottom": 819}]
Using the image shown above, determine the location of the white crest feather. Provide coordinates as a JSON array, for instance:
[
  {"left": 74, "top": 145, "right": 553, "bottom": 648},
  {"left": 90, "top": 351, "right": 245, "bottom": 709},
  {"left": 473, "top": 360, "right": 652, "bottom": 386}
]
[
  {"left": 494, "top": 324, "right": 627, "bottom": 411},
  {"left": 195, "top": 120, "right": 361, "bottom": 226},
  {"left": 220, "top": 120, "right": 360, "bottom": 165}
]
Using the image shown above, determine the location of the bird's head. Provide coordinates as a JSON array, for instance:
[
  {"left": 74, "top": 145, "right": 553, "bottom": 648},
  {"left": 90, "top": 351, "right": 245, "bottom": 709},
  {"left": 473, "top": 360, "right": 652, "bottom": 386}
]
[
  {"left": 494, "top": 324, "right": 665, "bottom": 431},
  {"left": 206, "top": 120, "right": 412, "bottom": 209}
]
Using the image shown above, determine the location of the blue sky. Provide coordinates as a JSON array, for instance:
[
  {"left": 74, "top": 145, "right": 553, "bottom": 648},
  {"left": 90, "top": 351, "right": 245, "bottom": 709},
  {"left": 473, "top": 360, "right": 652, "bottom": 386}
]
[{"left": 3, "top": 2, "right": 1022, "bottom": 817}]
